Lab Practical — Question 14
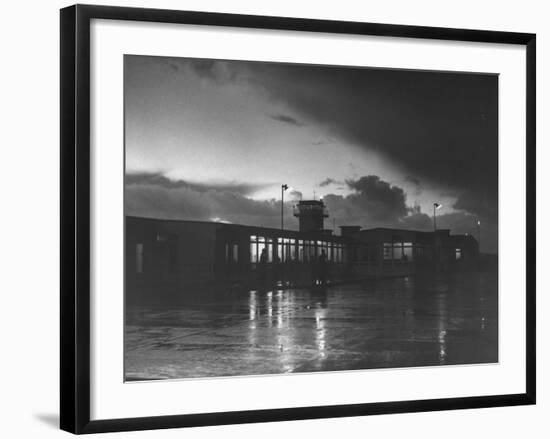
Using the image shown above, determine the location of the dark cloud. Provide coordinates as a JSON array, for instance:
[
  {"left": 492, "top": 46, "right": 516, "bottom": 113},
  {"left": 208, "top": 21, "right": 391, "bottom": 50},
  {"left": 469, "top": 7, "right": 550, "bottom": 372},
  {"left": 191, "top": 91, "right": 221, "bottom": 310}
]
[
  {"left": 126, "top": 172, "right": 296, "bottom": 229},
  {"left": 320, "top": 175, "right": 409, "bottom": 227},
  {"left": 345, "top": 175, "right": 408, "bottom": 221},
  {"left": 319, "top": 177, "right": 344, "bottom": 187},
  {"left": 126, "top": 172, "right": 271, "bottom": 197},
  {"left": 127, "top": 172, "right": 409, "bottom": 228},
  {"left": 323, "top": 175, "right": 497, "bottom": 252},
  {"left": 269, "top": 113, "right": 304, "bottom": 126}
]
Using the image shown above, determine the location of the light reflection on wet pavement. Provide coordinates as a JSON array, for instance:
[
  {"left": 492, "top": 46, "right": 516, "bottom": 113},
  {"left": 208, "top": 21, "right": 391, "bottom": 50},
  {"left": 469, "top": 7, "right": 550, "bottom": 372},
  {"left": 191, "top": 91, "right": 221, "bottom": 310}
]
[{"left": 125, "top": 271, "right": 497, "bottom": 380}]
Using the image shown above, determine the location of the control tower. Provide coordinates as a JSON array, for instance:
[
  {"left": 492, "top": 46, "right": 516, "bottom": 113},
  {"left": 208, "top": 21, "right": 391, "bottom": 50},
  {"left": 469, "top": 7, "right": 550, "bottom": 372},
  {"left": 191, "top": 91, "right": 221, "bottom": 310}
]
[{"left": 293, "top": 199, "right": 329, "bottom": 233}]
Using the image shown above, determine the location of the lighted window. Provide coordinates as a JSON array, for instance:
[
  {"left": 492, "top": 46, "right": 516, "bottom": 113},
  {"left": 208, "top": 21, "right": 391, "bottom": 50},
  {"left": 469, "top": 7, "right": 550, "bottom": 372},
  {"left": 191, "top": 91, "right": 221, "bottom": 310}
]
[
  {"left": 250, "top": 241, "right": 258, "bottom": 263},
  {"left": 250, "top": 235, "right": 271, "bottom": 263},
  {"left": 455, "top": 248, "right": 462, "bottom": 260},
  {"left": 393, "top": 244, "right": 403, "bottom": 260},
  {"left": 136, "top": 243, "right": 143, "bottom": 273},
  {"left": 258, "top": 241, "right": 266, "bottom": 261},
  {"left": 290, "top": 239, "right": 296, "bottom": 260},
  {"left": 232, "top": 244, "right": 238, "bottom": 263}
]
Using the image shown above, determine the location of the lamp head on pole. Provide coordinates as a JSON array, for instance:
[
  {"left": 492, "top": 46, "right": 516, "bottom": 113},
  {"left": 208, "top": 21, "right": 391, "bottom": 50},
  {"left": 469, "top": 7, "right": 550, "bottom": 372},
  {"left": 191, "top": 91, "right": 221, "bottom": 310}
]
[
  {"left": 282, "top": 184, "right": 288, "bottom": 191},
  {"left": 434, "top": 202, "right": 442, "bottom": 210}
]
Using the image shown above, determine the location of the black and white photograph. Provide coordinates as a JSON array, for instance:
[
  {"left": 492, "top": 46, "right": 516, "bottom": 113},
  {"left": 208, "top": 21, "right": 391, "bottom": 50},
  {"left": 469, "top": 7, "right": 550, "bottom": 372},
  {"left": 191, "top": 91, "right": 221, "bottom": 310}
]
[
  {"left": 1, "top": 0, "right": 545, "bottom": 436},
  {"left": 124, "top": 55, "right": 499, "bottom": 381}
]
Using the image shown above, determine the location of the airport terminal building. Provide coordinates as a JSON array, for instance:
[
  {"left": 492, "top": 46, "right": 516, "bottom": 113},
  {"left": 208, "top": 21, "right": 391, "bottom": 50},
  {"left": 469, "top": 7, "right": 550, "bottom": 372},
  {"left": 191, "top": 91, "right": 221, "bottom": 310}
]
[{"left": 126, "top": 199, "right": 479, "bottom": 303}]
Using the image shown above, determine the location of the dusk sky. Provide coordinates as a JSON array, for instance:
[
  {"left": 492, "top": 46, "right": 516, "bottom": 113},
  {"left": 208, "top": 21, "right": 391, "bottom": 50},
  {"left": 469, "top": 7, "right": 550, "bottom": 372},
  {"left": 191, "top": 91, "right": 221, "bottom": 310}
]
[{"left": 124, "top": 55, "right": 498, "bottom": 253}]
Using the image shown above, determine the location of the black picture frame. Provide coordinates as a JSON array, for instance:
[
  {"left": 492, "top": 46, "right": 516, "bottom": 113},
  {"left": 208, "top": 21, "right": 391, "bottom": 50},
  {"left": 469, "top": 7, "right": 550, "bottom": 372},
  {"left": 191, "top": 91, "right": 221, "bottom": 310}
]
[{"left": 60, "top": 4, "right": 536, "bottom": 434}]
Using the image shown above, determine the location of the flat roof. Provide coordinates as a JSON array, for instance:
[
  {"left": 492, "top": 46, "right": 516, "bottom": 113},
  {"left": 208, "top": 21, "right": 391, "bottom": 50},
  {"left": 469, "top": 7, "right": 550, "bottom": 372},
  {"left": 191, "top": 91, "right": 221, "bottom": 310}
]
[
  {"left": 125, "top": 215, "right": 342, "bottom": 238},
  {"left": 360, "top": 227, "right": 450, "bottom": 233},
  {"left": 126, "top": 216, "right": 468, "bottom": 239}
]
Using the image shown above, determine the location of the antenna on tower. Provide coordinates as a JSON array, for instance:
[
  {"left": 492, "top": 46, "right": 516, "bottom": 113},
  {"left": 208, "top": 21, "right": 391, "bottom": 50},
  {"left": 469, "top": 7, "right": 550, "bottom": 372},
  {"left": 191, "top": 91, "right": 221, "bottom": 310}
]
[{"left": 313, "top": 189, "right": 316, "bottom": 200}]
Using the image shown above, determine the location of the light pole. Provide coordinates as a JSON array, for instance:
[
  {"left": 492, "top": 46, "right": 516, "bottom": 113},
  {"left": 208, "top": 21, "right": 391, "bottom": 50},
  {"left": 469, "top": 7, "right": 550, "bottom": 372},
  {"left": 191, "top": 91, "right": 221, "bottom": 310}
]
[
  {"left": 477, "top": 219, "right": 481, "bottom": 253},
  {"left": 433, "top": 202, "right": 442, "bottom": 231},
  {"left": 281, "top": 184, "right": 288, "bottom": 230}
]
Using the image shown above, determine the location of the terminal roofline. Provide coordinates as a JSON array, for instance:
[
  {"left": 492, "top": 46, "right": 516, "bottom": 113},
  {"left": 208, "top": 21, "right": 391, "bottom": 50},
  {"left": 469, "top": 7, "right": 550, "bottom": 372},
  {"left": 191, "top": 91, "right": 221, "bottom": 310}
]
[{"left": 126, "top": 215, "right": 474, "bottom": 238}]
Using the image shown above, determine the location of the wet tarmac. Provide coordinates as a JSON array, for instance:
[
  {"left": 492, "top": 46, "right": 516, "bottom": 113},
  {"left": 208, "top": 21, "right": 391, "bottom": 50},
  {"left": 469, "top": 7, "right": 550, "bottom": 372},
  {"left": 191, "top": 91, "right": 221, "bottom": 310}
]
[{"left": 125, "top": 271, "right": 498, "bottom": 380}]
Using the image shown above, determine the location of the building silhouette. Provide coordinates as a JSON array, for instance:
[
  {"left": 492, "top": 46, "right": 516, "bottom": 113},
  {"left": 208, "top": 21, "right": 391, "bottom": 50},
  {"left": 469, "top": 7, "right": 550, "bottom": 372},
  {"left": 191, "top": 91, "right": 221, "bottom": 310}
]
[{"left": 126, "top": 198, "right": 479, "bottom": 304}]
